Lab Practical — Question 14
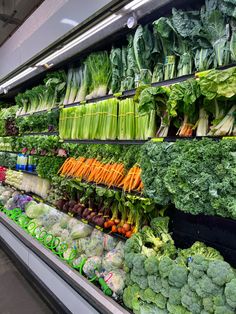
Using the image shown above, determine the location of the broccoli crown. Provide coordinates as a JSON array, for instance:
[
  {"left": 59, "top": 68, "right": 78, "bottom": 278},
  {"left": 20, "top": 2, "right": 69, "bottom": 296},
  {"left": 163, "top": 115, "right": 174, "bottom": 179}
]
[
  {"left": 147, "top": 275, "right": 162, "bottom": 294},
  {"left": 202, "top": 297, "right": 214, "bottom": 313},
  {"left": 214, "top": 305, "right": 235, "bottom": 314},
  {"left": 144, "top": 256, "right": 159, "bottom": 275},
  {"left": 132, "top": 253, "right": 147, "bottom": 276},
  {"left": 150, "top": 217, "right": 170, "bottom": 236},
  {"left": 181, "top": 284, "right": 203, "bottom": 314},
  {"left": 125, "top": 252, "right": 136, "bottom": 269},
  {"left": 160, "top": 277, "right": 170, "bottom": 298},
  {"left": 140, "top": 287, "right": 167, "bottom": 309},
  {"left": 130, "top": 270, "right": 149, "bottom": 290},
  {"left": 168, "top": 287, "right": 182, "bottom": 305},
  {"left": 207, "top": 260, "right": 235, "bottom": 286},
  {"left": 141, "top": 226, "right": 164, "bottom": 251},
  {"left": 195, "top": 275, "right": 222, "bottom": 298},
  {"left": 167, "top": 302, "right": 191, "bottom": 314},
  {"left": 188, "top": 254, "right": 209, "bottom": 277},
  {"left": 225, "top": 278, "right": 236, "bottom": 309},
  {"left": 168, "top": 264, "right": 188, "bottom": 288},
  {"left": 159, "top": 256, "right": 174, "bottom": 278},
  {"left": 123, "top": 284, "right": 141, "bottom": 310},
  {"left": 124, "top": 233, "right": 143, "bottom": 254},
  {"left": 180, "top": 242, "right": 223, "bottom": 261}
]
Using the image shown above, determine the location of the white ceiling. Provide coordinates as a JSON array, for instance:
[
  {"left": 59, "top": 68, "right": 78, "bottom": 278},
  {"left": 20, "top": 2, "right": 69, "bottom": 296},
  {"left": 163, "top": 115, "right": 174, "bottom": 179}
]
[{"left": 0, "top": 0, "right": 44, "bottom": 46}]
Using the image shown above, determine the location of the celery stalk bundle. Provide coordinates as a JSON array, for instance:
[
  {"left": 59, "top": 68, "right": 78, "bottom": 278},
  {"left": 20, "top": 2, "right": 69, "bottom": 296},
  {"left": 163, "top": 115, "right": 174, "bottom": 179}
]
[
  {"left": 135, "top": 105, "right": 156, "bottom": 140},
  {"left": 118, "top": 99, "right": 135, "bottom": 140}
]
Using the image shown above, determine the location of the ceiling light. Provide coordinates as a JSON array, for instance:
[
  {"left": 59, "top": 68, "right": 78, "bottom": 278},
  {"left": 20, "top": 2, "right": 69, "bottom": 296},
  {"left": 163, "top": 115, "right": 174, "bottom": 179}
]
[
  {"left": 36, "top": 14, "right": 122, "bottom": 66},
  {"left": 0, "top": 67, "right": 36, "bottom": 91},
  {"left": 124, "top": 0, "right": 151, "bottom": 11}
]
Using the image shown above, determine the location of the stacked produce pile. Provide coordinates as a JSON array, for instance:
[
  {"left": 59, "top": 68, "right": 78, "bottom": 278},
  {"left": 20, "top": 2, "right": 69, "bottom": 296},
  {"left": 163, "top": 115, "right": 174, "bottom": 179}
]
[
  {"left": 141, "top": 139, "right": 236, "bottom": 219},
  {"left": 0, "top": 137, "right": 13, "bottom": 151},
  {"left": 59, "top": 97, "right": 156, "bottom": 140},
  {"left": 123, "top": 217, "right": 236, "bottom": 314},
  {"left": 5, "top": 170, "right": 50, "bottom": 199},
  {"left": 0, "top": 166, "right": 7, "bottom": 182},
  {"left": 48, "top": 178, "right": 157, "bottom": 238},
  {"left": 58, "top": 144, "right": 143, "bottom": 193},
  {"left": 16, "top": 71, "right": 66, "bottom": 116}
]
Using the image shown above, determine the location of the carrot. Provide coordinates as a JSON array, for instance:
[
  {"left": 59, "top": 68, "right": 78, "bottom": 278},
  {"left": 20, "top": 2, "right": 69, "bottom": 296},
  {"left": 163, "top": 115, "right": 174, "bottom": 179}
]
[{"left": 130, "top": 168, "right": 141, "bottom": 190}]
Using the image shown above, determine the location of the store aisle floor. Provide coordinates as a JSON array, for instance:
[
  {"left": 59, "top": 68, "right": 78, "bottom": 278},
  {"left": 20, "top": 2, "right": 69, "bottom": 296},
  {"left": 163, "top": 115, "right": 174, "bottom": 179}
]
[{"left": 0, "top": 246, "right": 54, "bottom": 314}]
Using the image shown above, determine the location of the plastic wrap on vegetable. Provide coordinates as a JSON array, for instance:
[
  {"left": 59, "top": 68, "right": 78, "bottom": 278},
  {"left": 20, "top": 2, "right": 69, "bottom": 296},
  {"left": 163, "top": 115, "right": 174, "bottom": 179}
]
[
  {"left": 103, "top": 234, "right": 118, "bottom": 251},
  {"left": 84, "top": 230, "right": 104, "bottom": 257},
  {"left": 73, "top": 254, "right": 87, "bottom": 268},
  {"left": 51, "top": 223, "right": 64, "bottom": 237},
  {"left": 68, "top": 217, "right": 80, "bottom": 230},
  {"left": 104, "top": 269, "right": 126, "bottom": 296},
  {"left": 102, "top": 245, "right": 124, "bottom": 271},
  {"left": 59, "top": 214, "right": 71, "bottom": 229},
  {"left": 70, "top": 222, "right": 93, "bottom": 239},
  {"left": 0, "top": 190, "right": 13, "bottom": 205},
  {"left": 40, "top": 207, "right": 62, "bottom": 229},
  {"left": 78, "top": 237, "right": 91, "bottom": 254},
  {"left": 83, "top": 256, "right": 103, "bottom": 278},
  {"left": 25, "top": 201, "right": 50, "bottom": 219}
]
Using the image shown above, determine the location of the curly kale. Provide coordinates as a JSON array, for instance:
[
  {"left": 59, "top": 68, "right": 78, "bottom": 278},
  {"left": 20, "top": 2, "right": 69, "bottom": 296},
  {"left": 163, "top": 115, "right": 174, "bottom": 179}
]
[{"left": 164, "top": 140, "right": 236, "bottom": 219}]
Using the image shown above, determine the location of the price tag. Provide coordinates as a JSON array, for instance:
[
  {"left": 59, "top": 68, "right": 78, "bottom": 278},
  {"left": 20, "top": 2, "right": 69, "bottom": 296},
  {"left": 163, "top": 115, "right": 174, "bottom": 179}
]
[
  {"left": 222, "top": 136, "right": 236, "bottom": 140},
  {"left": 80, "top": 100, "right": 86, "bottom": 105},
  {"left": 151, "top": 137, "right": 164, "bottom": 142},
  {"left": 81, "top": 219, "right": 88, "bottom": 224},
  {"left": 59, "top": 139, "right": 64, "bottom": 143},
  {"left": 59, "top": 104, "right": 65, "bottom": 109},
  {"left": 68, "top": 212, "right": 74, "bottom": 217}
]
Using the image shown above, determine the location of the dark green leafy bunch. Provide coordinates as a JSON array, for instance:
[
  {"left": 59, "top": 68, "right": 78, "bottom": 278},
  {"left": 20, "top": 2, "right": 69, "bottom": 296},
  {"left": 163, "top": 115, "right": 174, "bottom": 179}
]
[
  {"left": 16, "top": 110, "right": 59, "bottom": 134},
  {"left": 164, "top": 139, "right": 236, "bottom": 218},
  {"left": 36, "top": 156, "right": 64, "bottom": 180},
  {"left": 140, "top": 141, "right": 183, "bottom": 205}
]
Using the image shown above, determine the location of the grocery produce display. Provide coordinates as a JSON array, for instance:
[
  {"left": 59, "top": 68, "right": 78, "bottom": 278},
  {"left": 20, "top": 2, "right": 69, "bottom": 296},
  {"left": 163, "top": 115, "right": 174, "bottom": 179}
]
[
  {"left": 0, "top": 185, "right": 235, "bottom": 313},
  {"left": 0, "top": 0, "right": 236, "bottom": 313}
]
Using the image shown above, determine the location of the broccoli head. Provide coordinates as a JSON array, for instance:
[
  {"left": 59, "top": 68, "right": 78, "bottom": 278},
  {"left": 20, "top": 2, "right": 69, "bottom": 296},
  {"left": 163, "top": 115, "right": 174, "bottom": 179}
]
[
  {"left": 150, "top": 217, "right": 170, "bottom": 236},
  {"left": 135, "top": 303, "right": 168, "bottom": 314},
  {"left": 188, "top": 254, "right": 209, "bottom": 278},
  {"left": 160, "top": 277, "right": 170, "bottom": 298},
  {"left": 159, "top": 256, "right": 174, "bottom": 278},
  {"left": 167, "top": 302, "right": 191, "bottom": 314},
  {"left": 195, "top": 275, "right": 222, "bottom": 298},
  {"left": 141, "top": 245, "right": 156, "bottom": 258},
  {"left": 130, "top": 270, "right": 149, "bottom": 290},
  {"left": 144, "top": 256, "right": 159, "bottom": 275},
  {"left": 181, "top": 284, "right": 203, "bottom": 313},
  {"left": 124, "top": 233, "right": 143, "bottom": 254},
  {"left": 168, "top": 287, "right": 182, "bottom": 305},
  {"left": 214, "top": 305, "right": 235, "bottom": 314},
  {"left": 132, "top": 253, "right": 147, "bottom": 276},
  {"left": 157, "top": 242, "right": 177, "bottom": 260},
  {"left": 141, "top": 226, "right": 164, "bottom": 252},
  {"left": 147, "top": 275, "right": 162, "bottom": 294},
  {"left": 225, "top": 278, "right": 236, "bottom": 309},
  {"left": 207, "top": 260, "right": 235, "bottom": 286},
  {"left": 123, "top": 284, "right": 141, "bottom": 310},
  {"left": 179, "top": 242, "right": 223, "bottom": 261},
  {"left": 125, "top": 252, "right": 136, "bottom": 269},
  {"left": 140, "top": 288, "right": 167, "bottom": 309},
  {"left": 168, "top": 264, "right": 188, "bottom": 288},
  {"left": 202, "top": 297, "right": 214, "bottom": 313}
]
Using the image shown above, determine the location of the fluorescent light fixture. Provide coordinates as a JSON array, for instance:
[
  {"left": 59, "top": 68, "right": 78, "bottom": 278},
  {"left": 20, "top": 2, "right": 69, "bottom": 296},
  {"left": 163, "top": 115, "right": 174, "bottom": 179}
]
[
  {"left": 124, "top": 0, "right": 150, "bottom": 11},
  {"left": 0, "top": 67, "right": 36, "bottom": 90},
  {"left": 61, "top": 18, "right": 79, "bottom": 27},
  {"left": 36, "top": 13, "right": 122, "bottom": 66}
]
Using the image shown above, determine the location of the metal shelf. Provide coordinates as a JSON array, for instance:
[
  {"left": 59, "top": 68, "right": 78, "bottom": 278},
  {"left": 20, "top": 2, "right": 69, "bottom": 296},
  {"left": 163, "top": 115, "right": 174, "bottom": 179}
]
[{"left": 63, "top": 139, "right": 147, "bottom": 145}]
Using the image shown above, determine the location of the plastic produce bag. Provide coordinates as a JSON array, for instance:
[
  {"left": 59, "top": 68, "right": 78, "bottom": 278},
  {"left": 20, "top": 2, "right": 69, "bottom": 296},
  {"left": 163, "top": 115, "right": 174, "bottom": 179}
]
[
  {"left": 104, "top": 269, "right": 126, "bottom": 295},
  {"left": 51, "top": 223, "right": 63, "bottom": 237},
  {"left": 59, "top": 214, "right": 71, "bottom": 229},
  {"left": 71, "top": 222, "right": 93, "bottom": 239},
  {"left": 85, "top": 230, "right": 104, "bottom": 257},
  {"left": 83, "top": 256, "right": 102, "bottom": 278},
  {"left": 102, "top": 244, "right": 124, "bottom": 271},
  {"left": 68, "top": 218, "right": 80, "bottom": 230},
  {"left": 103, "top": 234, "right": 118, "bottom": 251},
  {"left": 25, "top": 201, "right": 50, "bottom": 219},
  {"left": 73, "top": 254, "right": 87, "bottom": 268}
]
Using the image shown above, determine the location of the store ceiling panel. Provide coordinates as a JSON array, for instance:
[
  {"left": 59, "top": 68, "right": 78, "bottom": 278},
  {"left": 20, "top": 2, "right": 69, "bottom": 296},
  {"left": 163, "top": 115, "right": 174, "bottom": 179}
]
[{"left": 0, "top": 0, "right": 44, "bottom": 46}]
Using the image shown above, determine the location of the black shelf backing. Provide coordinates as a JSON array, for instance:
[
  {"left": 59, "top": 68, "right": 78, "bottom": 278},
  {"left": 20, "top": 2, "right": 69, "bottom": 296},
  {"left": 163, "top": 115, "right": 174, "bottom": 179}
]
[{"left": 168, "top": 207, "right": 236, "bottom": 268}]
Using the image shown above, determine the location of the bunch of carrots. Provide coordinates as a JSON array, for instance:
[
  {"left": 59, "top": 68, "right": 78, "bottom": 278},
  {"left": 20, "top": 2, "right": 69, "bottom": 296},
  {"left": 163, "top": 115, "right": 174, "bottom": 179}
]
[{"left": 58, "top": 157, "right": 143, "bottom": 192}]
